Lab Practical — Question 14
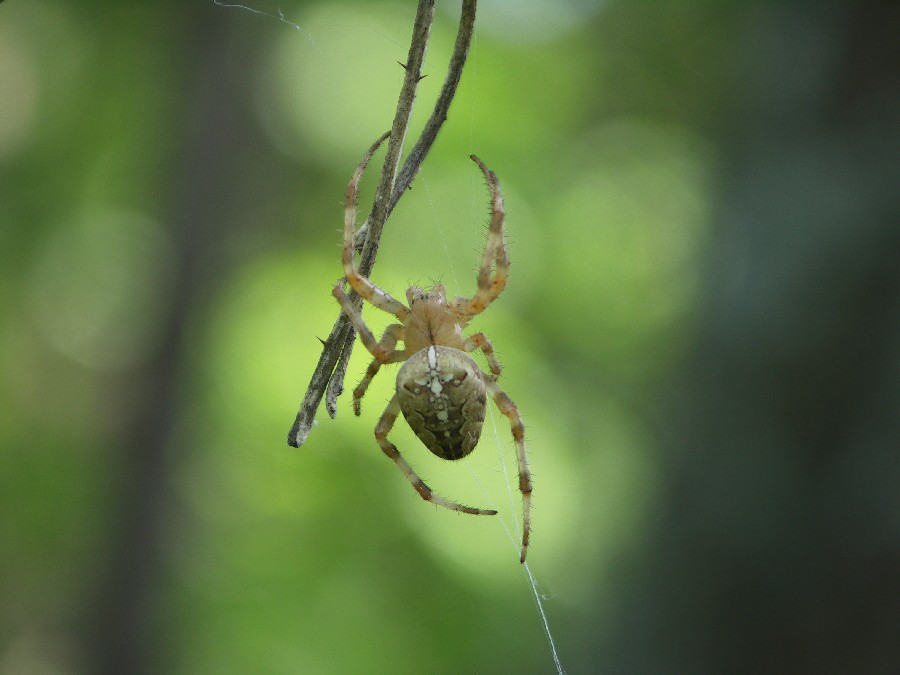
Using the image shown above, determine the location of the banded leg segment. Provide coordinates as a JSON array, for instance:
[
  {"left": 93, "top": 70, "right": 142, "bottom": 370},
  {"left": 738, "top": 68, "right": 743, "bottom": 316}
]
[
  {"left": 352, "top": 324, "right": 406, "bottom": 415},
  {"left": 485, "top": 380, "right": 532, "bottom": 563},
  {"left": 451, "top": 155, "right": 510, "bottom": 318},
  {"left": 333, "top": 283, "right": 407, "bottom": 414},
  {"left": 376, "top": 395, "right": 497, "bottom": 517},
  {"left": 342, "top": 131, "right": 409, "bottom": 321},
  {"left": 464, "top": 332, "right": 502, "bottom": 380}
]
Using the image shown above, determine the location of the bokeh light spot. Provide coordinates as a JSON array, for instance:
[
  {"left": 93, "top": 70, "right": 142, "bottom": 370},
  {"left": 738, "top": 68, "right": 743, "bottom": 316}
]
[{"left": 27, "top": 209, "right": 175, "bottom": 371}]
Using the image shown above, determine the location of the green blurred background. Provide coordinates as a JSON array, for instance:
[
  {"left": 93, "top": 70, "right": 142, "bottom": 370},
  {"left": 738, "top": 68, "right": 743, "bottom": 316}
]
[{"left": 2, "top": 1, "right": 898, "bottom": 673}]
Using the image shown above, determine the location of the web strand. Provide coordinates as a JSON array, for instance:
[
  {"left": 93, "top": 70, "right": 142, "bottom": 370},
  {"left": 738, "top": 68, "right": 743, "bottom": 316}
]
[
  {"left": 422, "top": 177, "right": 461, "bottom": 294},
  {"left": 213, "top": 0, "right": 319, "bottom": 50},
  {"left": 459, "top": 34, "right": 566, "bottom": 659},
  {"left": 479, "top": 408, "right": 566, "bottom": 675}
]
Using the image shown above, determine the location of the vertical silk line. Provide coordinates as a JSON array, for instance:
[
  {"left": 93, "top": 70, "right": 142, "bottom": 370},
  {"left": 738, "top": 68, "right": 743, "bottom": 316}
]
[
  {"left": 422, "top": 177, "right": 461, "bottom": 294},
  {"left": 526, "top": 562, "right": 567, "bottom": 675},
  {"left": 438, "top": 22, "right": 565, "bottom": 666},
  {"left": 482, "top": 408, "right": 567, "bottom": 675},
  {"left": 457, "top": 26, "right": 565, "bottom": 670},
  {"left": 485, "top": 405, "right": 521, "bottom": 541}
]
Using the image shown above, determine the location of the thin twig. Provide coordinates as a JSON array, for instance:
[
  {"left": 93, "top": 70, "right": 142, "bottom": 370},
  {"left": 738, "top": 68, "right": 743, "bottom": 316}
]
[
  {"left": 392, "top": 0, "right": 477, "bottom": 207},
  {"left": 323, "top": 0, "right": 434, "bottom": 417},
  {"left": 288, "top": 0, "right": 478, "bottom": 447}
]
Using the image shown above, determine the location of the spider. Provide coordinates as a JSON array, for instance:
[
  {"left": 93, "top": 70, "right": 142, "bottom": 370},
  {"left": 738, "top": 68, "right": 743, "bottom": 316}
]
[{"left": 332, "top": 132, "right": 532, "bottom": 563}]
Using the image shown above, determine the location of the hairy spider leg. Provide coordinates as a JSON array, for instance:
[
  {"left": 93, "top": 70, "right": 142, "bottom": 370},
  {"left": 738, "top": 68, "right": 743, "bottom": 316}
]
[
  {"left": 463, "top": 332, "right": 502, "bottom": 380},
  {"left": 342, "top": 131, "right": 409, "bottom": 322},
  {"left": 375, "top": 395, "right": 498, "bottom": 516},
  {"left": 484, "top": 379, "right": 532, "bottom": 563},
  {"left": 333, "top": 281, "right": 408, "bottom": 414},
  {"left": 451, "top": 155, "right": 510, "bottom": 319},
  {"left": 350, "top": 325, "right": 406, "bottom": 415}
]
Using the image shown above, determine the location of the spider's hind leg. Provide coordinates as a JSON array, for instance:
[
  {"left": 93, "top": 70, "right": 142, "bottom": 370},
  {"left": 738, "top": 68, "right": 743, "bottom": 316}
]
[
  {"left": 484, "top": 379, "right": 532, "bottom": 563},
  {"left": 375, "top": 395, "right": 497, "bottom": 517}
]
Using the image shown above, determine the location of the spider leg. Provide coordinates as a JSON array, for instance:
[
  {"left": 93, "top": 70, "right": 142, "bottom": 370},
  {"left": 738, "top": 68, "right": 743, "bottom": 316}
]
[
  {"left": 484, "top": 379, "right": 532, "bottom": 563},
  {"left": 332, "top": 283, "right": 407, "bottom": 413},
  {"left": 352, "top": 326, "right": 406, "bottom": 415},
  {"left": 463, "top": 331, "right": 502, "bottom": 380},
  {"left": 376, "top": 395, "right": 498, "bottom": 517},
  {"left": 343, "top": 131, "right": 409, "bottom": 321},
  {"left": 450, "top": 155, "right": 509, "bottom": 319}
]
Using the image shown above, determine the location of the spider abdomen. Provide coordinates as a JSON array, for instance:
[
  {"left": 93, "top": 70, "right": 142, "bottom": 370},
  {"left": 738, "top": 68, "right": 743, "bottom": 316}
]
[{"left": 396, "top": 345, "right": 487, "bottom": 460}]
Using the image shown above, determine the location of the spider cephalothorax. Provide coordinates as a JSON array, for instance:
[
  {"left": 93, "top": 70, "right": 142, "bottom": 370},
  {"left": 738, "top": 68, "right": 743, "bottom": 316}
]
[{"left": 333, "top": 133, "right": 532, "bottom": 563}]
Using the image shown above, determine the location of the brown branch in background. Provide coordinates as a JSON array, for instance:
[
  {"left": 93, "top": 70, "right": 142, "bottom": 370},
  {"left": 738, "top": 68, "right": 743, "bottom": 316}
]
[{"left": 288, "top": 0, "right": 478, "bottom": 447}]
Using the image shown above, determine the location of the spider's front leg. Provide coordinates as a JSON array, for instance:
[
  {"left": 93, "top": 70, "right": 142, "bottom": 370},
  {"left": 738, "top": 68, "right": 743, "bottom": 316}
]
[
  {"left": 342, "top": 131, "right": 408, "bottom": 322},
  {"left": 450, "top": 155, "right": 510, "bottom": 319},
  {"left": 375, "top": 395, "right": 497, "bottom": 516}
]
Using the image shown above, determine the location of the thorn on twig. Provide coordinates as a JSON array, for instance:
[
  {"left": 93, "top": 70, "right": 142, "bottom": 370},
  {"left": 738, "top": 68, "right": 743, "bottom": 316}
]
[{"left": 397, "top": 62, "right": 427, "bottom": 82}]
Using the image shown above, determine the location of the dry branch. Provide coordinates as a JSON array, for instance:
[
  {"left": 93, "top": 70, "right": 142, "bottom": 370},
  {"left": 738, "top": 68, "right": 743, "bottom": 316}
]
[{"left": 288, "top": 0, "right": 477, "bottom": 447}]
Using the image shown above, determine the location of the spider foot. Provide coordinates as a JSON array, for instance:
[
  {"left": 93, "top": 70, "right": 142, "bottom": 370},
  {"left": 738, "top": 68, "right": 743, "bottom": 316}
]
[{"left": 420, "top": 487, "right": 497, "bottom": 516}]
